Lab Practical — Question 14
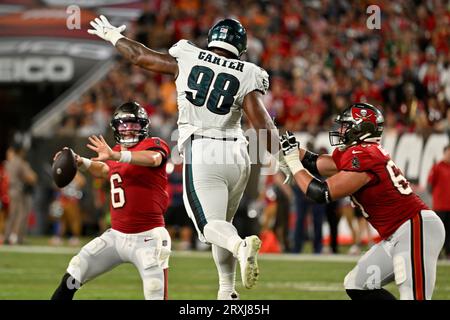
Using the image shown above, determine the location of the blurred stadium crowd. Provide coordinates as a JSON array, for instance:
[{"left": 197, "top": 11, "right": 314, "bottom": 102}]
[
  {"left": 57, "top": 0, "right": 450, "bottom": 138},
  {"left": 0, "top": 0, "right": 449, "bottom": 255}
]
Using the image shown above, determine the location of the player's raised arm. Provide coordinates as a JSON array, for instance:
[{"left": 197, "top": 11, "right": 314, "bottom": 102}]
[
  {"left": 87, "top": 135, "right": 163, "bottom": 167},
  {"left": 296, "top": 145, "right": 338, "bottom": 178},
  {"left": 280, "top": 132, "right": 371, "bottom": 203},
  {"left": 87, "top": 15, "right": 178, "bottom": 76}
]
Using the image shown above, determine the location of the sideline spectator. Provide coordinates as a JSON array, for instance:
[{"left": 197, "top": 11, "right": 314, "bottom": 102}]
[
  {"left": 0, "top": 162, "right": 9, "bottom": 244},
  {"left": 428, "top": 144, "right": 450, "bottom": 258},
  {"left": 50, "top": 172, "right": 86, "bottom": 246},
  {"left": 3, "top": 143, "right": 37, "bottom": 245}
]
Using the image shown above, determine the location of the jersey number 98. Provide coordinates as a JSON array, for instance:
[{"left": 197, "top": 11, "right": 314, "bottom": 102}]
[{"left": 186, "top": 65, "right": 240, "bottom": 115}]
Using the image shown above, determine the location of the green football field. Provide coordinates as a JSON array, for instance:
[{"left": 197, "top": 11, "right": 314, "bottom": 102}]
[{"left": 0, "top": 244, "right": 449, "bottom": 300}]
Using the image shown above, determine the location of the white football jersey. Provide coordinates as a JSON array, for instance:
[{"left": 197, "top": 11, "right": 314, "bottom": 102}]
[{"left": 168, "top": 39, "right": 269, "bottom": 150}]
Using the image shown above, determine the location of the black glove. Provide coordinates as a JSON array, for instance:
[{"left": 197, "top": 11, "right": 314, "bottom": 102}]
[{"left": 280, "top": 131, "right": 300, "bottom": 155}]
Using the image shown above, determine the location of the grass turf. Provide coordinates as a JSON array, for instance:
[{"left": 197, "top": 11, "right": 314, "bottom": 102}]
[{"left": 0, "top": 246, "right": 449, "bottom": 300}]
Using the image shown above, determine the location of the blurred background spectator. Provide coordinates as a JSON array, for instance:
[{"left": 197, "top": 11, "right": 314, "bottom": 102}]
[
  {"left": 3, "top": 143, "right": 37, "bottom": 245},
  {"left": 0, "top": 161, "right": 9, "bottom": 244},
  {"left": 427, "top": 144, "right": 450, "bottom": 259},
  {"left": 165, "top": 161, "right": 195, "bottom": 251},
  {"left": 50, "top": 172, "right": 86, "bottom": 246}
]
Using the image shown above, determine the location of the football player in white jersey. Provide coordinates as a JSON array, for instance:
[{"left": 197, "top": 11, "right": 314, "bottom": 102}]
[{"left": 88, "top": 16, "right": 289, "bottom": 299}]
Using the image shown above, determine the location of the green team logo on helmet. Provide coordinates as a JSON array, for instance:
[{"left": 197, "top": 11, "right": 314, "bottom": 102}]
[{"left": 207, "top": 18, "right": 247, "bottom": 57}]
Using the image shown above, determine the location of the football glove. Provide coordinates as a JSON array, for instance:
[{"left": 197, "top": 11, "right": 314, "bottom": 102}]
[
  {"left": 87, "top": 15, "right": 126, "bottom": 46},
  {"left": 276, "top": 151, "right": 293, "bottom": 184},
  {"left": 280, "top": 131, "right": 304, "bottom": 175}
]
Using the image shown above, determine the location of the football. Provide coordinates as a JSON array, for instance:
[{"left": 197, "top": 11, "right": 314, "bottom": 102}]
[{"left": 52, "top": 148, "right": 77, "bottom": 188}]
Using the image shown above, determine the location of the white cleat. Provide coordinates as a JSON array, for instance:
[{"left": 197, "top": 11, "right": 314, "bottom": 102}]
[
  {"left": 217, "top": 291, "right": 240, "bottom": 300},
  {"left": 237, "top": 235, "right": 262, "bottom": 289}
]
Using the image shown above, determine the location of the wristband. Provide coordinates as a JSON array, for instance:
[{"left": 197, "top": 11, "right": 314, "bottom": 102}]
[
  {"left": 79, "top": 157, "right": 92, "bottom": 172},
  {"left": 110, "top": 32, "right": 125, "bottom": 46},
  {"left": 284, "top": 152, "right": 305, "bottom": 175},
  {"left": 119, "top": 151, "right": 132, "bottom": 163}
]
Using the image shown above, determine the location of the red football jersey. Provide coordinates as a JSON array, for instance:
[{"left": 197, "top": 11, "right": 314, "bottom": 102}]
[
  {"left": 332, "top": 143, "right": 428, "bottom": 239},
  {"left": 105, "top": 137, "right": 170, "bottom": 233}
]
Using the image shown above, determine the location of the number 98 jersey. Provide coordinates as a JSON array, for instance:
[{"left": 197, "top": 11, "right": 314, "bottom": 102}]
[
  {"left": 332, "top": 143, "right": 428, "bottom": 239},
  {"left": 169, "top": 39, "right": 269, "bottom": 149}
]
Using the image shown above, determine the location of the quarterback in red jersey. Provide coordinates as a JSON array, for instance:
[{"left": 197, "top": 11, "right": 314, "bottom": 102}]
[
  {"left": 52, "top": 102, "right": 171, "bottom": 300},
  {"left": 281, "top": 102, "right": 445, "bottom": 300}
]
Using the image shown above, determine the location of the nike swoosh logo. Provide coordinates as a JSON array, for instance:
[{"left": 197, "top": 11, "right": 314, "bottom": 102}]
[
  {"left": 352, "top": 150, "right": 363, "bottom": 154},
  {"left": 144, "top": 238, "right": 152, "bottom": 242}
]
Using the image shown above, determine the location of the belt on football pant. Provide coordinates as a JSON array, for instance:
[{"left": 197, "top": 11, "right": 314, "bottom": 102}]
[{"left": 192, "top": 135, "right": 238, "bottom": 142}]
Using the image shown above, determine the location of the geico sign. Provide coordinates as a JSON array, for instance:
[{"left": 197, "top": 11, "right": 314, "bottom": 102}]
[
  {"left": 296, "top": 131, "right": 449, "bottom": 187},
  {"left": 0, "top": 40, "right": 112, "bottom": 60},
  {"left": 0, "top": 57, "right": 73, "bottom": 82}
]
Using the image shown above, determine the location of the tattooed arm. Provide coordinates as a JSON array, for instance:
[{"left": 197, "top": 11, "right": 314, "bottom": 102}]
[{"left": 88, "top": 15, "right": 178, "bottom": 76}]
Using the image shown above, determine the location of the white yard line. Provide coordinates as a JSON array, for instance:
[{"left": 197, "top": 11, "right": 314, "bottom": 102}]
[{"left": 1, "top": 245, "right": 449, "bottom": 266}]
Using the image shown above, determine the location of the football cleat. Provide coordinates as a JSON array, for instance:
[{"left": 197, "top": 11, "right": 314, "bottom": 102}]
[
  {"left": 237, "top": 235, "right": 262, "bottom": 289},
  {"left": 217, "top": 291, "right": 240, "bottom": 300}
]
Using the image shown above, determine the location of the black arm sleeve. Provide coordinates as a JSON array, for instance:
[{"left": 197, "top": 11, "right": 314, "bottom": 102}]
[
  {"left": 305, "top": 178, "right": 331, "bottom": 204},
  {"left": 301, "top": 150, "right": 319, "bottom": 175}
]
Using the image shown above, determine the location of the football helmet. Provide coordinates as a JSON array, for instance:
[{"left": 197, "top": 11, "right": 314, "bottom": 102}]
[
  {"left": 329, "top": 103, "right": 384, "bottom": 147},
  {"left": 110, "top": 101, "right": 150, "bottom": 147},
  {"left": 207, "top": 18, "right": 247, "bottom": 57}
]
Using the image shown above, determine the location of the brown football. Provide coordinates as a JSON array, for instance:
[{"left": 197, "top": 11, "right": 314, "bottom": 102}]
[{"left": 52, "top": 148, "right": 77, "bottom": 188}]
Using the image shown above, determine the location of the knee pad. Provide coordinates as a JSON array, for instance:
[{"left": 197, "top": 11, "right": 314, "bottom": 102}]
[
  {"left": 343, "top": 266, "right": 360, "bottom": 290},
  {"left": 143, "top": 278, "right": 164, "bottom": 300},
  {"left": 67, "top": 255, "right": 88, "bottom": 285}
]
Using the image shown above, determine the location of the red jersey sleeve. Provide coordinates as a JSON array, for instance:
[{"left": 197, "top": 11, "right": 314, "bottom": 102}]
[{"left": 138, "top": 137, "right": 171, "bottom": 161}]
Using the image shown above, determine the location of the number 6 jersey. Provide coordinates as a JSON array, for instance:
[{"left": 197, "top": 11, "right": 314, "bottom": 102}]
[
  {"left": 168, "top": 39, "right": 269, "bottom": 149},
  {"left": 105, "top": 137, "right": 170, "bottom": 233},
  {"left": 332, "top": 143, "right": 428, "bottom": 239}
]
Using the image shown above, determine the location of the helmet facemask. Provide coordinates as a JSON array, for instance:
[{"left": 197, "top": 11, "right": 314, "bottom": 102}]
[
  {"left": 112, "top": 119, "right": 146, "bottom": 147},
  {"left": 110, "top": 104, "right": 150, "bottom": 148}
]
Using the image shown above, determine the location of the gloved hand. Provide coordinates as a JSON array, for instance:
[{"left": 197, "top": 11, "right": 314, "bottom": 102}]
[
  {"left": 87, "top": 15, "right": 126, "bottom": 46},
  {"left": 276, "top": 152, "right": 293, "bottom": 184},
  {"left": 280, "top": 131, "right": 304, "bottom": 175}
]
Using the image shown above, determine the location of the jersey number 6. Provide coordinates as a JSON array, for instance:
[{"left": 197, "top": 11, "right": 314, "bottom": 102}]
[
  {"left": 186, "top": 65, "right": 240, "bottom": 115},
  {"left": 110, "top": 173, "right": 125, "bottom": 208}
]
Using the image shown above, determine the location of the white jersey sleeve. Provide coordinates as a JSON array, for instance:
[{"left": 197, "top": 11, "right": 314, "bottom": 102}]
[
  {"left": 243, "top": 65, "right": 270, "bottom": 96},
  {"left": 168, "top": 39, "right": 194, "bottom": 59}
]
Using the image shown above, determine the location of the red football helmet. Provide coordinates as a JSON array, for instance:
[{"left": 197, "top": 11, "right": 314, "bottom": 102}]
[{"left": 329, "top": 102, "right": 384, "bottom": 147}]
